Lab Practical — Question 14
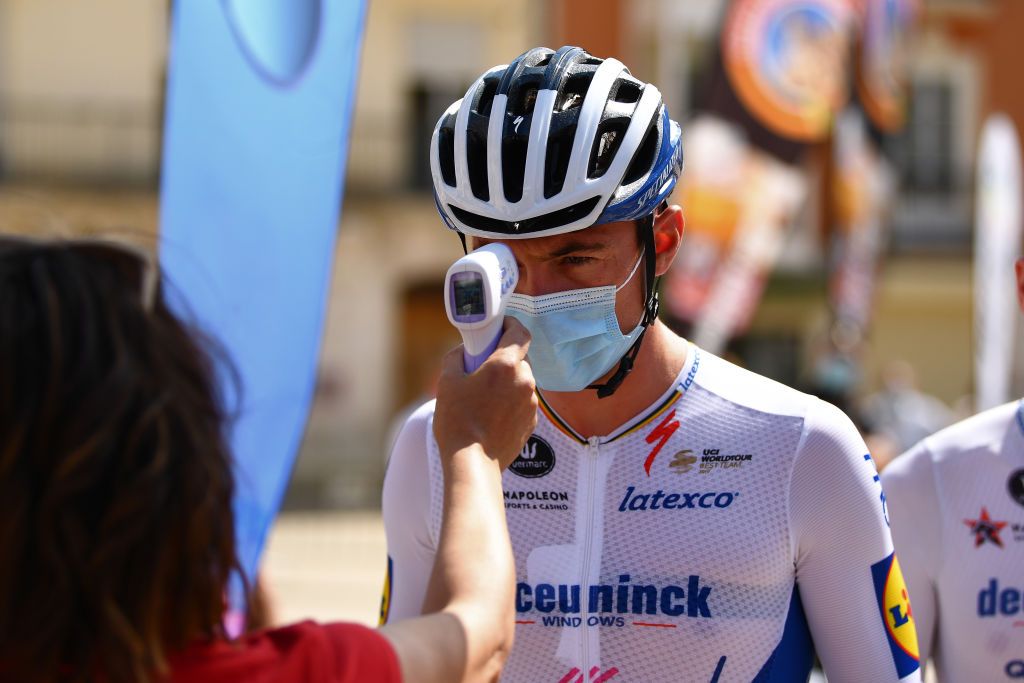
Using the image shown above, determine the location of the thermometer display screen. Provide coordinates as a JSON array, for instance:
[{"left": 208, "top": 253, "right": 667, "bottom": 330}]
[{"left": 451, "top": 272, "right": 486, "bottom": 322}]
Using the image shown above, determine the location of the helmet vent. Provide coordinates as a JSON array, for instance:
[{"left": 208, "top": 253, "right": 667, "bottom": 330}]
[
  {"left": 559, "top": 92, "right": 582, "bottom": 112},
  {"left": 612, "top": 79, "right": 642, "bottom": 104},
  {"left": 502, "top": 136, "right": 528, "bottom": 202},
  {"left": 467, "top": 124, "right": 490, "bottom": 201},
  {"left": 507, "top": 73, "right": 543, "bottom": 118},
  {"left": 477, "top": 77, "right": 500, "bottom": 117},
  {"left": 587, "top": 117, "right": 629, "bottom": 179},
  {"left": 544, "top": 123, "right": 575, "bottom": 198},
  {"left": 563, "top": 72, "right": 595, "bottom": 104},
  {"left": 438, "top": 112, "right": 457, "bottom": 187},
  {"left": 621, "top": 115, "right": 659, "bottom": 186}
]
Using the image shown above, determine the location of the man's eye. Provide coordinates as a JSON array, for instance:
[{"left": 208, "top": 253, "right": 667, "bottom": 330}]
[{"left": 561, "top": 255, "right": 593, "bottom": 266}]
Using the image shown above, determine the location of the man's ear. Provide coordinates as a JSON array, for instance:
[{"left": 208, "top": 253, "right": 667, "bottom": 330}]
[{"left": 653, "top": 204, "right": 684, "bottom": 277}]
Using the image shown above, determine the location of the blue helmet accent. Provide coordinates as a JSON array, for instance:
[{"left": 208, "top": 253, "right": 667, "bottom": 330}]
[{"left": 596, "top": 113, "right": 683, "bottom": 225}]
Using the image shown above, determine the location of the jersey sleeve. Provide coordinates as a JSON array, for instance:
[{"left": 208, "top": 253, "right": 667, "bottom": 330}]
[
  {"left": 880, "top": 442, "right": 941, "bottom": 666},
  {"left": 380, "top": 401, "right": 438, "bottom": 624},
  {"left": 789, "top": 399, "right": 921, "bottom": 683}
]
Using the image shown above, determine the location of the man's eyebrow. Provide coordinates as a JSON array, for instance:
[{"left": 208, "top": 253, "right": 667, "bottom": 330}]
[{"left": 547, "top": 241, "right": 608, "bottom": 258}]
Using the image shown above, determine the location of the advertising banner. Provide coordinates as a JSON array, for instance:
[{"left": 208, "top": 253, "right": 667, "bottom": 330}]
[{"left": 160, "top": 0, "right": 367, "bottom": 605}]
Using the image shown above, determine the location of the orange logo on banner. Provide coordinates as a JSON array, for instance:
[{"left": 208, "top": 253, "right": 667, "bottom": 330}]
[{"left": 723, "top": 0, "right": 854, "bottom": 142}]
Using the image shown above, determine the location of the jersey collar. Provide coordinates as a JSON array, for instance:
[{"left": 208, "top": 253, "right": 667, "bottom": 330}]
[{"left": 537, "top": 343, "right": 702, "bottom": 446}]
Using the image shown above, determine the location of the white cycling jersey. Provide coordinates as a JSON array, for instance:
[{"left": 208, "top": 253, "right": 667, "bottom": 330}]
[
  {"left": 381, "top": 345, "right": 921, "bottom": 682},
  {"left": 882, "top": 400, "right": 1024, "bottom": 681}
]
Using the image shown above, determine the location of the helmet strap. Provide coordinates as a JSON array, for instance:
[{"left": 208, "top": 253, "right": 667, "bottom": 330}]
[{"left": 587, "top": 210, "right": 661, "bottom": 399}]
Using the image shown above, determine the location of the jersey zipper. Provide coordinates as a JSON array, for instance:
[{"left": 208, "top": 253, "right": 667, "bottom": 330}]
[{"left": 580, "top": 436, "right": 601, "bottom": 677}]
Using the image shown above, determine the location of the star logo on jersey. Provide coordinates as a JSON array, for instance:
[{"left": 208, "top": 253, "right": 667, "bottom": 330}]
[{"left": 964, "top": 507, "right": 1008, "bottom": 548}]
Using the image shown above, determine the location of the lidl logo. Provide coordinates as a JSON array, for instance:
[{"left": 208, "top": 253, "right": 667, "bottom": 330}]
[{"left": 870, "top": 552, "right": 920, "bottom": 678}]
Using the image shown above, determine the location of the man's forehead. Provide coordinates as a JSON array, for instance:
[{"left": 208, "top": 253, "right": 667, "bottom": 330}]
[{"left": 474, "top": 221, "right": 634, "bottom": 254}]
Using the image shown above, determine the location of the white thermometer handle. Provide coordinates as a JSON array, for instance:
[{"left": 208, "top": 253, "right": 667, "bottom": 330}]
[{"left": 443, "top": 243, "right": 518, "bottom": 373}]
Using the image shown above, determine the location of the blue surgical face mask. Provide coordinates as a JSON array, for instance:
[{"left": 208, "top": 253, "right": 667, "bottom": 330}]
[{"left": 505, "top": 251, "right": 645, "bottom": 392}]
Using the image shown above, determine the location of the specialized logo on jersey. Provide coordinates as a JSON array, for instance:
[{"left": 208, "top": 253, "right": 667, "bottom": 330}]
[
  {"left": 669, "top": 450, "right": 697, "bottom": 474},
  {"left": 509, "top": 435, "right": 555, "bottom": 478},
  {"left": 977, "top": 578, "right": 1024, "bottom": 619},
  {"left": 1009, "top": 468, "right": 1024, "bottom": 508},
  {"left": 644, "top": 409, "right": 680, "bottom": 475},
  {"left": 558, "top": 666, "right": 620, "bottom": 683},
  {"left": 964, "top": 507, "right": 1008, "bottom": 548},
  {"left": 378, "top": 555, "right": 392, "bottom": 626},
  {"left": 618, "top": 486, "right": 738, "bottom": 511},
  {"left": 863, "top": 453, "right": 889, "bottom": 526},
  {"left": 515, "top": 574, "right": 714, "bottom": 628},
  {"left": 870, "top": 552, "right": 920, "bottom": 678}
]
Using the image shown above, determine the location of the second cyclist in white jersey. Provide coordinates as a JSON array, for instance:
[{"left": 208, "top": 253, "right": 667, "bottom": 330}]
[
  {"left": 382, "top": 46, "right": 921, "bottom": 682},
  {"left": 883, "top": 258, "right": 1024, "bottom": 681}
]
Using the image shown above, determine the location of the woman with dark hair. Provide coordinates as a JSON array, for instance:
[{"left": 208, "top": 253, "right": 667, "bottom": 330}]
[{"left": 0, "top": 238, "right": 536, "bottom": 683}]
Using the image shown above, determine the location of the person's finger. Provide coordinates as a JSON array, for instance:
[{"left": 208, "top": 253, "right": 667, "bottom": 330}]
[
  {"left": 494, "top": 317, "right": 531, "bottom": 361},
  {"left": 439, "top": 344, "right": 465, "bottom": 378}
]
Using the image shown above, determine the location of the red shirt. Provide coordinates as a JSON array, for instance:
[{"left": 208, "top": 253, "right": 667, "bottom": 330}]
[{"left": 168, "top": 621, "right": 401, "bottom": 682}]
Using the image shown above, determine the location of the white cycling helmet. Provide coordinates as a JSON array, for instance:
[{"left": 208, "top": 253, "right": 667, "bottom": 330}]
[{"left": 430, "top": 45, "right": 683, "bottom": 240}]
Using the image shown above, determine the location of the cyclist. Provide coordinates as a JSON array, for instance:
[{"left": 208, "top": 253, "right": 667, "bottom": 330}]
[
  {"left": 882, "top": 258, "right": 1024, "bottom": 681},
  {"left": 383, "top": 46, "right": 920, "bottom": 682}
]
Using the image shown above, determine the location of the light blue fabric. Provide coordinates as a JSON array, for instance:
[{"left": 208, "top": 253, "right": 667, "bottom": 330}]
[
  {"left": 505, "top": 253, "right": 645, "bottom": 392},
  {"left": 159, "top": 0, "right": 367, "bottom": 595}
]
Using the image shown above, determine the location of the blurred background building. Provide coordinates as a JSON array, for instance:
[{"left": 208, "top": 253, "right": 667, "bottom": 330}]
[{"left": 1, "top": 0, "right": 1023, "bottom": 514}]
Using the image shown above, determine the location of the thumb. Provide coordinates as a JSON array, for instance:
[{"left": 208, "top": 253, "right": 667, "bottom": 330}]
[
  {"left": 495, "top": 317, "right": 531, "bottom": 362},
  {"left": 439, "top": 344, "right": 466, "bottom": 379}
]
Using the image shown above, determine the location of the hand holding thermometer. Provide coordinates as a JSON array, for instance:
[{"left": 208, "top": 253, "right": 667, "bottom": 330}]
[{"left": 444, "top": 243, "right": 519, "bottom": 373}]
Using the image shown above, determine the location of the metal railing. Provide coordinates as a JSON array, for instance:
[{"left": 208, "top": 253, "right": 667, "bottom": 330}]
[{"left": 0, "top": 98, "right": 161, "bottom": 187}]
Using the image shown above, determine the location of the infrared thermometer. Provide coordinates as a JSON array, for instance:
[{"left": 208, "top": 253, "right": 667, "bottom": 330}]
[{"left": 444, "top": 243, "right": 519, "bottom": 373}]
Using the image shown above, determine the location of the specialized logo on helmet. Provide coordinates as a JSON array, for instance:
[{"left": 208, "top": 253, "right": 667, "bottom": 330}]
[
  {"left": 635, "top": 135, "right": 684, "bottom": 210},
  {"left": 870, "top": 552, "right": 920, "bottom": 678}
]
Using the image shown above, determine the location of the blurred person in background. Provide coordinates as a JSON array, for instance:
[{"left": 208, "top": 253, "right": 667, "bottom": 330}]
[
  {"left": 0, "top": 237, "right": 536, "bottom": 683},
  {"left": 861, "top": 359, "right": 953, "bottom": 463},
  {"left": 382, "top": 46, "right": 920, "bottom": 682},
  {"left": 882, "top": 259, "right": 1024, "bottom": 681}
]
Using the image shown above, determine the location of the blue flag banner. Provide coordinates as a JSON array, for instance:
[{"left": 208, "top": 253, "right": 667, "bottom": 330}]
[{"left": 159, "top": 0, "right": 367, "bottom": 605}]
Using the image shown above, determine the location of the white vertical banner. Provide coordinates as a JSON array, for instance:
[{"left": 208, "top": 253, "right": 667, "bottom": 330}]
[{"left": 975, "top": 114, "right": 1023, "bottom": 410}]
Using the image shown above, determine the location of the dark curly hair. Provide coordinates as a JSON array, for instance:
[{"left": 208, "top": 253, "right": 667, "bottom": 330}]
[{"left": 0, "top": 240, "right": 244, "bottom": 682}]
